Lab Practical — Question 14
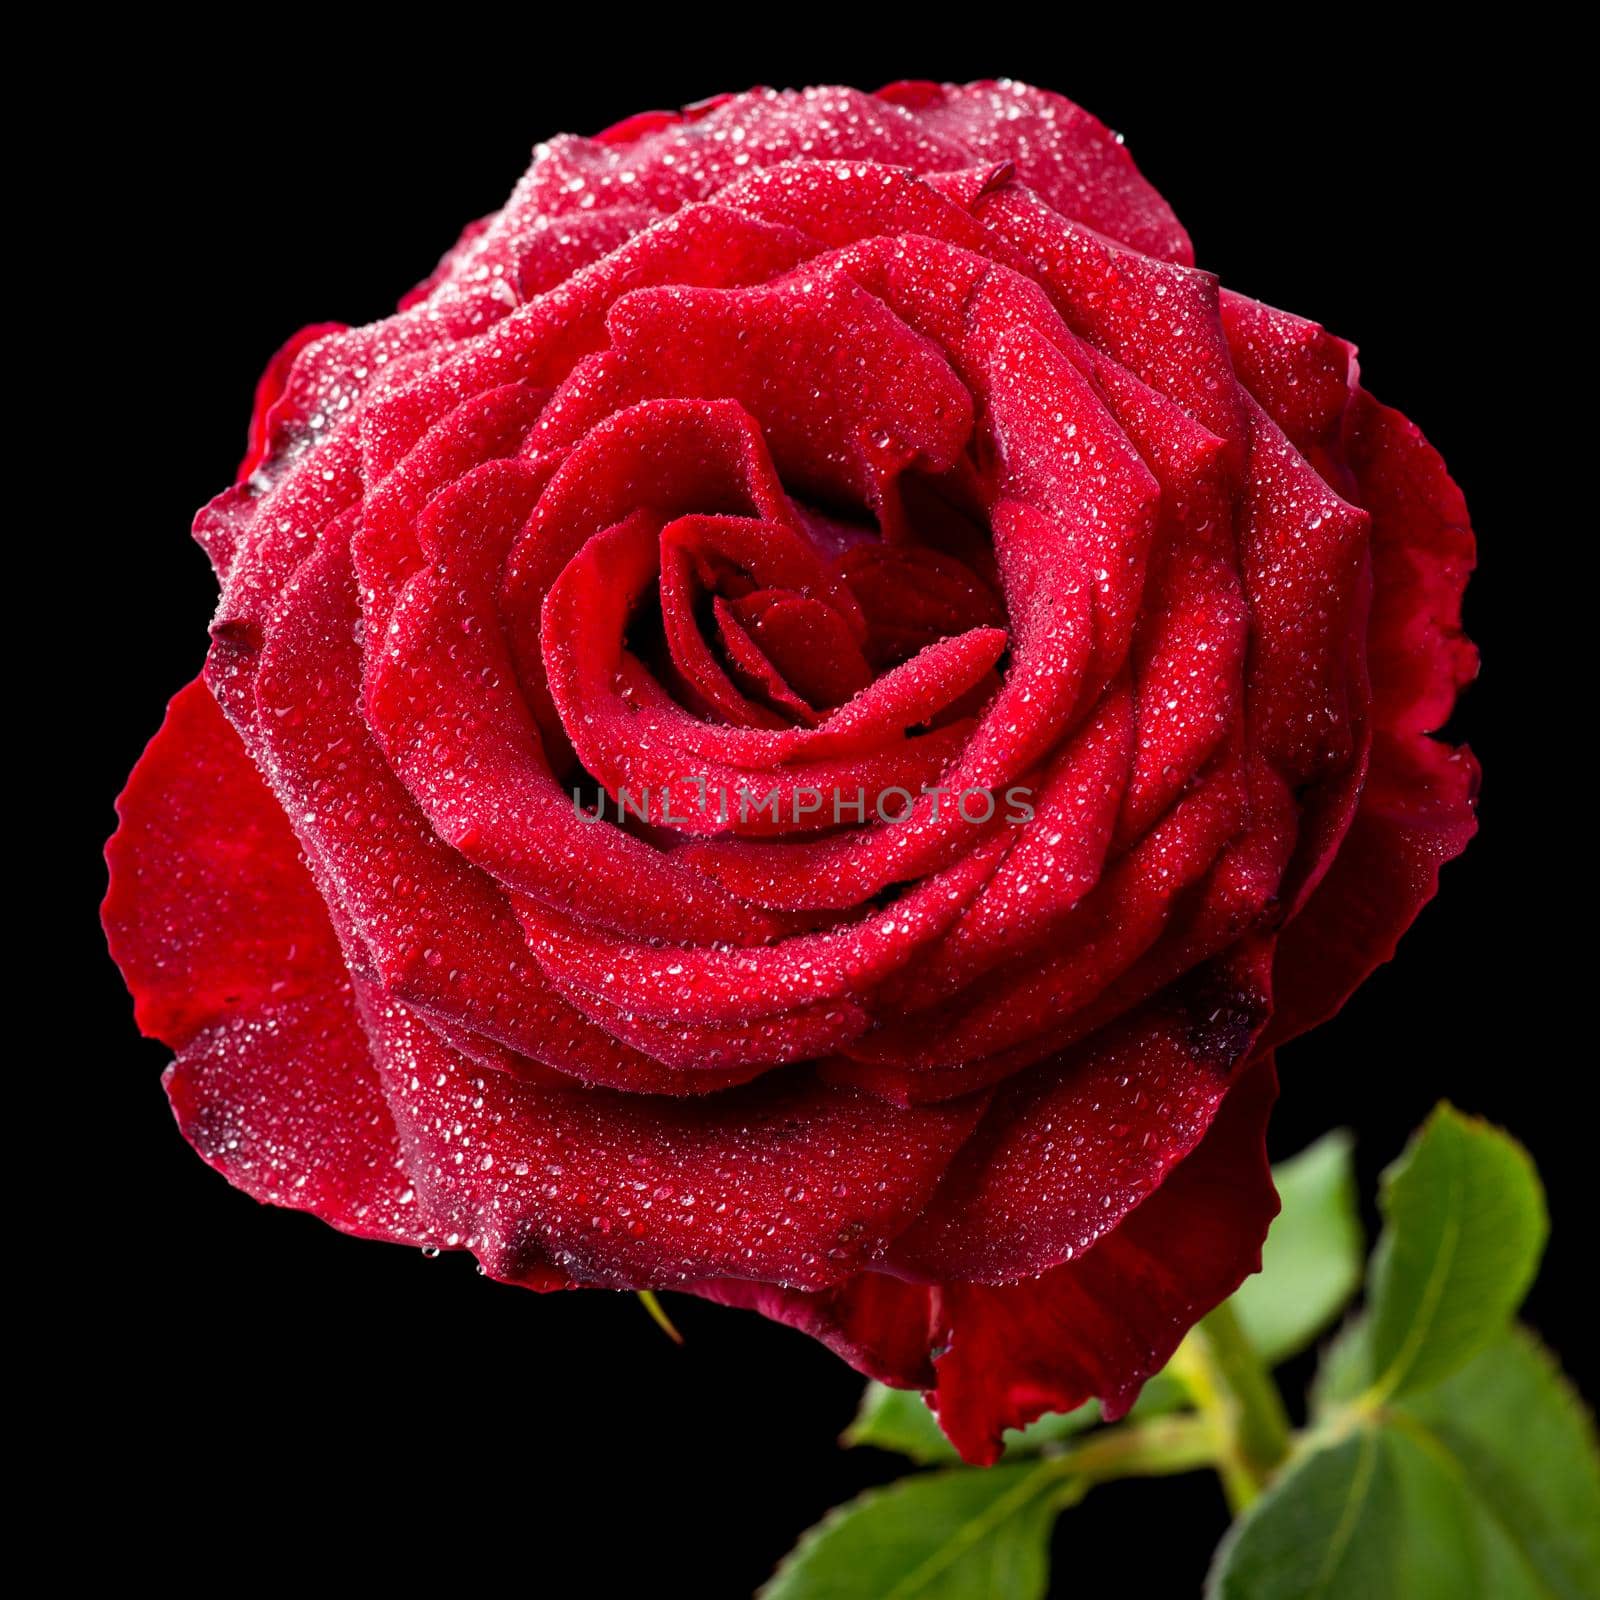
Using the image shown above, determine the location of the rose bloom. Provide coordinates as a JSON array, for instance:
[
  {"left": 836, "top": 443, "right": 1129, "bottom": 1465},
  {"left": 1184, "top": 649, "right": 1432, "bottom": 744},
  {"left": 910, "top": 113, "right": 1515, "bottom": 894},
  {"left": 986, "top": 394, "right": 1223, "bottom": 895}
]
[{"left": 104, "top": 81, "right": 1476, "bottom": 1463}]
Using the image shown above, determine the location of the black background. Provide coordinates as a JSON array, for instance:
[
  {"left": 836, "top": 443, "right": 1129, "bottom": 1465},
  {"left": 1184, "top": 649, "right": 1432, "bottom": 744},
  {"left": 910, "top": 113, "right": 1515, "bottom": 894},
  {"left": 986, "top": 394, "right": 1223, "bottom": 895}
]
[{"left": 75, "top": 32, "right": 1584, "bottom": 1596}]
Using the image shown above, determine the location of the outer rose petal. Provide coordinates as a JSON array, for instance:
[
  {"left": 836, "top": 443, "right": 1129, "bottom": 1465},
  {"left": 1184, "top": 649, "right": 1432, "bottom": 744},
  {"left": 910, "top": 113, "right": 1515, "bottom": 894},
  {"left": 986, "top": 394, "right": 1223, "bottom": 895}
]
[
  {"left": 1266, "top": 393, "right": 1478, "bottom": 1046},
  {"left": 876, "top": 79, "right": 1193, "bottom": 264},
  {"left": 887, "top": 940, "right": 1274, "bottom": 1280},
  {"left": 688, "top": 1275, "right": 937, "bottom": 1389},
  {"left": 103, "top": 680, "right": 432, "bottom": 1245},
  {"left": 236, "top": 321, "right": 347, "bottom": 482},
  {"left": 104, "top": 679, "right": 345, "bottom": 1046},
  {"left": 362, "top": 994, "right": 988, "bottom": 1293},
  {"left": 928, "top": 1053, "right": 1280, "bottom": 1464},
  {"left": 689, "top": 1054, "right": 1279, "bottom": 1463},
  {"left": 1347, "top": 390, "right": 1478, "bottom": 741},
  {"left": 1266, "top": 733, "right": 1478, "bottom": 1047}
]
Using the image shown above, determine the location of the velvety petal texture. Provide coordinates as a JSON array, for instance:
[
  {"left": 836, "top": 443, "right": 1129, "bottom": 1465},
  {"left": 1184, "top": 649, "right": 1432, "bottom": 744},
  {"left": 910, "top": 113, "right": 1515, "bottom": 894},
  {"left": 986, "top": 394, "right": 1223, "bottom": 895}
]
[{"left": 105, "top": 79, "right": 1476, "bottom": 1462}]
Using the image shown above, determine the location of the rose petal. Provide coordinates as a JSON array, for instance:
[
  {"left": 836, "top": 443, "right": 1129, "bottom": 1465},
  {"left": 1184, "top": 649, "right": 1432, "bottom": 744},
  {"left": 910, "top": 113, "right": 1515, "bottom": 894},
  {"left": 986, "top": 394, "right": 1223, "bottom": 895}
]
[
  {"left": 877, "top": 80, "right": 1192, "bottom": 264},
  {"left": 886, "top": 940, "right": 1274, "bottom": 1282},
  {"left": 364, "top": 994, "right": 986, "bottom": 1292},
  {"left": 104, "top": 680, "right": 432, "bottom": 1245},
  {"left": 1266, "top": 390, "right": 1478, "bottom": 1045},
  {"left": 927, "top": 1052, "right": 1279, "bottom": 1463},
  {"left": 689, "top": 1274, "right": 936, "bottom": 1388}
]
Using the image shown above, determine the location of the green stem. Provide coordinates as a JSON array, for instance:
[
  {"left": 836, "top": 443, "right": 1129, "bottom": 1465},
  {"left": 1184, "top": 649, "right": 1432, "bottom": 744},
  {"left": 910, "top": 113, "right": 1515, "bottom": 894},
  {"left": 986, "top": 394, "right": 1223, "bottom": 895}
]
[
  {"left": 1168, "top": 1301, "right": 1292, "bottom": 1513},
  {"left": 1041, "top": 1413, "right": 1219, "bottom": 1486},
  {"left": 635, "top": 1290, "right": 684, "bottom": 1344}
]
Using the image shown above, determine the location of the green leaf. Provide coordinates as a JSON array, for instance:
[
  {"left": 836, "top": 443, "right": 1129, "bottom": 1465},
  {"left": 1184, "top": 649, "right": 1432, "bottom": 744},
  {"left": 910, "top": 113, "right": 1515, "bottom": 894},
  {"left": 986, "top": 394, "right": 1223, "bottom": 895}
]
[
  {"left": 843, "top": 1384, "right": 960, "bottom": 1464},
  {"left": 1398, "top": 1328, "right": 1600, "bottom": 1598},
  {"left": 761, "top": 1462, "right": 1070, "bottom": 1600},
  {"left": 1362, "top": 1104, "right": 1546, "bottom": 1400},
  {"left": 1232, "top": 1130, "right": 1363, "bottom": 1366},
  {"left": 1307, "top": 1316, "right": 1370, "bottom": 1418},
  {"left": 1208, "top": 1427, "right": 1533, "bottom": 1598},
  {"left": 1210, "top": 1328, "right": 1600, "bottom": 1599},
  {"left": 845, "top": 1372, "right": 1189, "bottom": 1464}
]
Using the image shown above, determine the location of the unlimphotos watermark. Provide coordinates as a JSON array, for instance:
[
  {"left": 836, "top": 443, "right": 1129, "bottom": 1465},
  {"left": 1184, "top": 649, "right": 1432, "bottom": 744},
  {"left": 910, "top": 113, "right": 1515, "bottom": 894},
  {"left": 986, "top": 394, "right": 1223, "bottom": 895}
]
[{"left": 572, "top": 780, "right": 1036, "bottom": 827}]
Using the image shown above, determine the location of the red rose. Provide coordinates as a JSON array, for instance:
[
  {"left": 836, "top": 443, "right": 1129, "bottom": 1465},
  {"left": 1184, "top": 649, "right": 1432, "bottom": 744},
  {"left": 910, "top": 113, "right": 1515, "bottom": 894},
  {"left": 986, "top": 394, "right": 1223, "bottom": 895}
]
[{"left": 103, "top": 80, "right": 1476, "bottom": 1463}]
